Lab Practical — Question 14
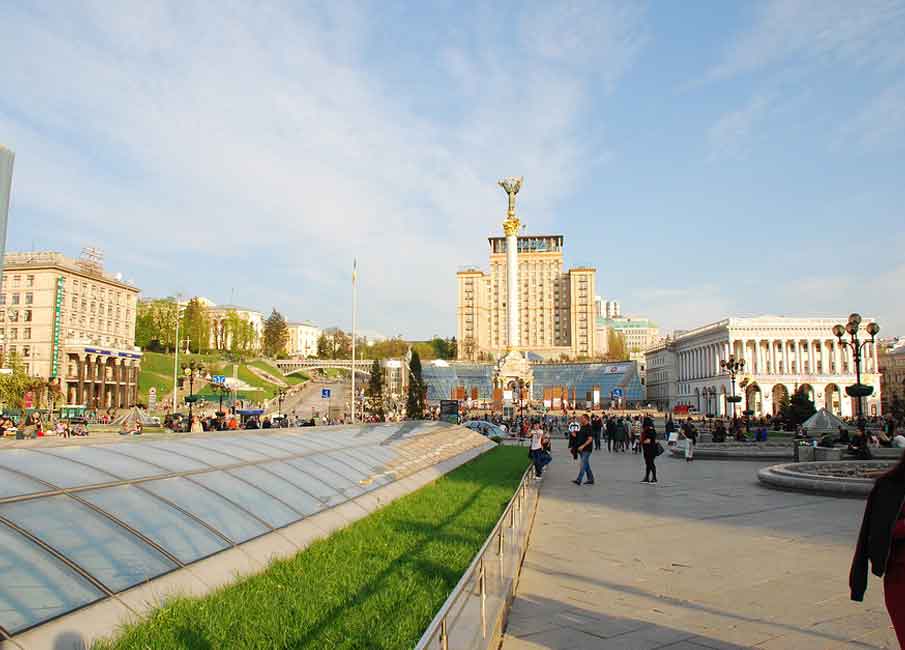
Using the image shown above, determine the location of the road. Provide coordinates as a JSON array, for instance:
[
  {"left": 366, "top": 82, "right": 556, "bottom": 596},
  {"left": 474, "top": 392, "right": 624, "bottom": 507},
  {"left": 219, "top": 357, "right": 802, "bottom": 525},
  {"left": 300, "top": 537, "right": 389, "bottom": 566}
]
[{"left": 279, "top": 378, "right": 350, "bottom": 422}]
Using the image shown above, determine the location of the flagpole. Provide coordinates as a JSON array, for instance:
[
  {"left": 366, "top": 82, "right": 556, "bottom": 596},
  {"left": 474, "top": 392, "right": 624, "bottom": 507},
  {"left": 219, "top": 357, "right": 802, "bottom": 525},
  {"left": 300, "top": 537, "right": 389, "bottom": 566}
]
[{"left": 351, "top": 259, "right": 357, "bottom": 423}]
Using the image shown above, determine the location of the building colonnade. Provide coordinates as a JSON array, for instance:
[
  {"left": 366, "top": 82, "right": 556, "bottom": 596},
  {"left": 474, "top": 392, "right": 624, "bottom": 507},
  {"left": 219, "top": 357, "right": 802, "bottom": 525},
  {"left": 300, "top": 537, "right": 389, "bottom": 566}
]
[
  {"left": 63, "top": 352, "right": 140, "bottom": 409},
  {"left": 675, "top": 337, "right": 879, "bottom": 382}
]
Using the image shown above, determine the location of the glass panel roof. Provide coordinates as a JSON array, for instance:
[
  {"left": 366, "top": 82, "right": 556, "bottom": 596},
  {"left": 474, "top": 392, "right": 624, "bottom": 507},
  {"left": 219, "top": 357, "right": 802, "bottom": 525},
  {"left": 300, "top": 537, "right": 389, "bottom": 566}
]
[
  {"left": 142, "top": 478, "right": 270, "bottom": 544},
  {"left": 80, "top": 485, "right": 229, "bottom": 564},
  {"left": 215, "top": 436, "right": 291, "bottom": 459},
  {"left": 41, "top": 446, "right": 167, "bottom": 480},
  {"left": 189, "top": 472, "right": 302, "bottom": 529},
  {"left": 288, "top": 458, "right": 366, "bottom": 500},
  {"left": 0, "top": 522, "right": 105, "bottom": 634},
  {"left": 0, "top": 466, "right": 51, "bottom": 500},
  {"left": 0, "top": 449, "right": 118, "bottom": 489},
  {"left": 243, "top": 435, "right": 310, "bottom": 456},
  {"left": 0, "top": 422, "right": 482, "bottom": 639},
  {"left": 301, "top": 455, "right": 369, "bottom": 486},
  {"left": 105, "top": 443, "right": 209, "bottom": 473},
  {"left": 261, "top": 461, "right": 341, "bottom": 503},
  {"left": 146, "top": 441, "right": 241, "bottom": 467},
  {"left": 330, "top": 450, "right": 380, "bottom": 476},
  {"left": 0, "top": 496, "right": 178, "bottom": 592},
  {"left": 180, "top": 438, "right": 274, "bottom": 462},
  {"left": 228, "top": 466, "right": 326, "bottom": 516}
]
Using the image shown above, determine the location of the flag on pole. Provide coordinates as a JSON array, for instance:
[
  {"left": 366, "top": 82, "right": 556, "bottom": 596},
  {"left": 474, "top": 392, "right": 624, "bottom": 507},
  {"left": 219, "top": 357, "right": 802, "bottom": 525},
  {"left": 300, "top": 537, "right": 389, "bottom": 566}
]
[{"left": 352, "top": 258, "right": 357, "bottom": 286}]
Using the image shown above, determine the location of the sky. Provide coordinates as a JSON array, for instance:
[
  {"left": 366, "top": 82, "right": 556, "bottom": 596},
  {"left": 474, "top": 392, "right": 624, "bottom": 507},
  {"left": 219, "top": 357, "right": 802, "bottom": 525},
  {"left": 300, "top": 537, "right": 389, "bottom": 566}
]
[{"left": 2, "top": 0, "right": 904, "bottom": 339}]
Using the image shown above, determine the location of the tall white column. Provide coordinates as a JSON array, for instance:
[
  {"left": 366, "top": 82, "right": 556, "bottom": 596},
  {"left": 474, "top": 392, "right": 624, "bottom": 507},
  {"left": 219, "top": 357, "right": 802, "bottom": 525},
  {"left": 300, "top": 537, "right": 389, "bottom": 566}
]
[
  {"left": 506, "top": 232, "right": 519, "bottom": 348},
  {"left": 770, "top": 340, "right": 777, "bottom": 375}
]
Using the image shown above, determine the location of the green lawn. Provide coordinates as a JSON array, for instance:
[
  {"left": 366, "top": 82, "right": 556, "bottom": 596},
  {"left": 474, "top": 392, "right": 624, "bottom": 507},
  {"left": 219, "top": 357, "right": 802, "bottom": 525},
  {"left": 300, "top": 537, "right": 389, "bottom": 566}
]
[{"left": 94, "top": 445, "right": 528, "bottom": 650}]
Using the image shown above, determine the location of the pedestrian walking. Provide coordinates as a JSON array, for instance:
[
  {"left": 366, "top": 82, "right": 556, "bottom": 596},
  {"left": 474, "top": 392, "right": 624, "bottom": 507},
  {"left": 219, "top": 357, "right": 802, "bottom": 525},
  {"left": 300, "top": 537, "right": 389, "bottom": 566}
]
[
  {"left": 592, "top": 414, "right": 602, "bottom": 451},
  {"left": 605, "top": 417, "right": 616, "bottom": 452},
  {"left": 641, "top": 419, "right": 660, "bottom": 483},
  {"left": 850, "top": 452, "right": 905, "bottom": 647},
  {"left": 572, "top": 414, "right": 595, "bottom": 486},
  {"left": 682, "top": 420, "right": 697, "bottom": 462},
  {"left": 529, "top": 422, "right": 551, "bottom": 478}
]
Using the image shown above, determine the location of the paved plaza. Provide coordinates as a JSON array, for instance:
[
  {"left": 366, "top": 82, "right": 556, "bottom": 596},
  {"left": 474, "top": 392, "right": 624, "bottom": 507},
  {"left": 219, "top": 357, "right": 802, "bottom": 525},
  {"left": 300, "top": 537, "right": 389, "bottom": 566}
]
[{"left": 503, "top": 440, "right": 898, "bottom": 649}]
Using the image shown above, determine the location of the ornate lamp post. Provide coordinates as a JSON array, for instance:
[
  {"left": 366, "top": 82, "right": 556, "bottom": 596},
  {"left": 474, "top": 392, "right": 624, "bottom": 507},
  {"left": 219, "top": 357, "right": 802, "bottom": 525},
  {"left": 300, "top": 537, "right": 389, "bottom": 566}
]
[
  {"left": 277, "top": 388, "right": 287, "bottom": 425},
  {"left": 832, "top": 313, "right": 879, "bottom": 430},
  {"left": 212, "top": 382, "right": 230, "bottom": 416},
  {"left": 181, "top": 360, "right": 204, "bottom": 425},
  {"left": 720, "top": 354, "right": 745, "bottom": 427}
]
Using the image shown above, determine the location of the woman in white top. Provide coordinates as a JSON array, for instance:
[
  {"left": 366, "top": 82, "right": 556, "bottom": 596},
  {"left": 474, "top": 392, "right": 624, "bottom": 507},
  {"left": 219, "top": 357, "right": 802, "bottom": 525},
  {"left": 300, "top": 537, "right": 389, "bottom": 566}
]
[{"left": 530, "top": 423, "right": 551, "bottom": 478}]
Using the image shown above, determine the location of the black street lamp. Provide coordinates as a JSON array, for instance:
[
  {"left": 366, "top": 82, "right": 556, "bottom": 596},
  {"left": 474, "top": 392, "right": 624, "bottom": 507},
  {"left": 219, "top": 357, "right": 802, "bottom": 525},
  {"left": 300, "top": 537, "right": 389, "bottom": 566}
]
[
  {"left": 720, "top": 354, "right": 745, "bottom": 428},
  {"left": 832, "top": 313, "right": 880, "bottom": 431},
  {"left": 213, "top": 382, "right": 230, "bottom": 415},
  {"left": 181, "top": 360, "right": 204, "bottom": 426},
  {"left": 277, "top": 388, "right": 287, "bottom": 425}
]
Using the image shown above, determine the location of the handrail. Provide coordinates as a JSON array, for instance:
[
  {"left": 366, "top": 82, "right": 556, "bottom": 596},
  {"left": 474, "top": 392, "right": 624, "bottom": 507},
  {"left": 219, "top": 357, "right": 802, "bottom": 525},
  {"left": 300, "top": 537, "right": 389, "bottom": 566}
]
[{"left": 415, "top": 463, "right": 539, "bottom": 650}]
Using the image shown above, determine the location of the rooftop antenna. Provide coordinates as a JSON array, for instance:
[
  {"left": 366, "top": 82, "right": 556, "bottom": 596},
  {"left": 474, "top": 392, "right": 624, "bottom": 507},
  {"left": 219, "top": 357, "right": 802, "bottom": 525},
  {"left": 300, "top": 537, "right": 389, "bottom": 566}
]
[{"left": 78, "top": 246, "right": 105, "bottom": 276}]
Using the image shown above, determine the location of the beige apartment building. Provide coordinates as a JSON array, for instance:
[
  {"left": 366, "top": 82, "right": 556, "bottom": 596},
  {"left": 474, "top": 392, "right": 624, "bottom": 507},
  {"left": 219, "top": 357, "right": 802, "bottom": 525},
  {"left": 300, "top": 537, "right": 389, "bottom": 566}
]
[
  {"left": 457, "top": 234, "right": 596, "bottom": 360},
  {"left": 1, "top": 251, "right": 142, "bottom": 409}
]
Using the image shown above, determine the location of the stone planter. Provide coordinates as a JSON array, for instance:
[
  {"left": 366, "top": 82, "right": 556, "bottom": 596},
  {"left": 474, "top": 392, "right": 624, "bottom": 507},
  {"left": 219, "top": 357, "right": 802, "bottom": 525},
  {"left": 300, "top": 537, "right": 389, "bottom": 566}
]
[
  {"left": 796, "top": 445, "right": 815, "bottom": 462},
  {"left": 814, "top": 447, "right": 843, "bottom": 462}
]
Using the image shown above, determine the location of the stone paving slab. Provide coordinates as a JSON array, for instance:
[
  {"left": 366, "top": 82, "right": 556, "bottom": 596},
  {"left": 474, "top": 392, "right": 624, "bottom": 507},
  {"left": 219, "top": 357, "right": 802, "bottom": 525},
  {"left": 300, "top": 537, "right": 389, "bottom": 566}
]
[{"left": 502, "top": 441, "right": 898, "bottom": 649}]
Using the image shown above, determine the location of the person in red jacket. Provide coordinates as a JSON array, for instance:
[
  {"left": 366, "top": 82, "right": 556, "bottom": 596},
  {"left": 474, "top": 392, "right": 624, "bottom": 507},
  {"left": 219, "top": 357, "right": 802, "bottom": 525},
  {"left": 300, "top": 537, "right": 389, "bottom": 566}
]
[{"left": 850, "top": 453, "right": 905, "bottom": 646}]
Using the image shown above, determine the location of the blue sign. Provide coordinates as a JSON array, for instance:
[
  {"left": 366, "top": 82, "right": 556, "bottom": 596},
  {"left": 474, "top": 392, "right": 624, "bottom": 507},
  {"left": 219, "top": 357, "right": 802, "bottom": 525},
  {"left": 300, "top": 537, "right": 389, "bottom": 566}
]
[
  {"left": 321, "top": 388, "right": 331, "bottom": 399},
  {"left": 612, "top": 388, "right": 624, "bottom": 398},
  {"left": 212, "top": 375, "right": 227, "bottom": 385}
]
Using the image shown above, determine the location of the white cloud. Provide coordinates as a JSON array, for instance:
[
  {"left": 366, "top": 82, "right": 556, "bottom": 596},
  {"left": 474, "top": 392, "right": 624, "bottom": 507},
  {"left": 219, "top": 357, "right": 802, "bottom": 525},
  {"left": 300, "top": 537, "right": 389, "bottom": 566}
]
[
  {"left": 0, "top": 1, "right": 648, "bottom": 337},
  {"left": 708, "top": 0, "right": 905, "bottom": 81},
  {"left": 837, "top": 81, "right": 905, "bottom": 151},
  {"left": 707, "top": 94, "right": 772, "bottom": 160}
]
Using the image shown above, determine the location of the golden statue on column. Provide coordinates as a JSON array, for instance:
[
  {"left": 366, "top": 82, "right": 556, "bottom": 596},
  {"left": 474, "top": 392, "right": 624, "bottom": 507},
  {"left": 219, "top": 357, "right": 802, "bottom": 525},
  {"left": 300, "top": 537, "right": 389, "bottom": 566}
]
[{"left": 495, "top": 176, "right": 533, "bottom": 404}]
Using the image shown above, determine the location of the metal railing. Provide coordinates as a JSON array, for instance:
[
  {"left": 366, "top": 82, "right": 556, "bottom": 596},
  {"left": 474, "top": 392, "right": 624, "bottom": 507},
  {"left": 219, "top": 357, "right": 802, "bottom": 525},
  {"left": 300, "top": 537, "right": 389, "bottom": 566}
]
[{"left": 415, "top": 465, "right": 540, "bottom": 650}]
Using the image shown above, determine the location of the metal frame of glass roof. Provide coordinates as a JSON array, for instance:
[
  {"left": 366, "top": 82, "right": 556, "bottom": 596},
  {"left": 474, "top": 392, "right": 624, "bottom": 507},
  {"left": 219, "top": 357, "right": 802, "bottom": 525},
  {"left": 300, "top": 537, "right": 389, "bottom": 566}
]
[{"left": 0, "top": 421, "right": 486, "bottom": 642}]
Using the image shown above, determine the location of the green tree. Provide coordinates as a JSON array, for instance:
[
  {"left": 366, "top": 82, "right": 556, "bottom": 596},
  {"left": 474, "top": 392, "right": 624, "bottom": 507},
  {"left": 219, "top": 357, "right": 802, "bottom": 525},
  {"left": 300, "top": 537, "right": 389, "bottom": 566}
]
[
  {"left": 135, "top": 301, "right": 157, "bottom": 350},
  {"left": 605, "top": 329, "right": 628, "bottom": 361},
  {"left": 365, "top": 358, "right": 385, "bottom": 421},
  {"left": 406, "top": 349, "right": 425, "bottom": 419},
  {"left": 411, "top": 341, "right": 435, "bottom": 361},
  {"left": 134, "top": 298, "right": 179, "bottom": 351},
  {"left": 317, "top": 333, "right": 331, "bottom": 359},
  {"left": 0, "top": 353, "right": 40, "bottom": 410},
  {"left": 180, "top": 298, "right": 210, "bottom": 354},
  {"left": 262, "top": 309, "right": 290, "bottom": 358},
  {"left": 447, "top": 336, "right": 457, "bottom": 359},
  {"left": 782, "top": 388, "right": 816, "bottom": 426},
  {"left": 890, "top": 394, "right": 905, "bottom": 424},
  {"left": 334, "top": 330, "right": 352, "bottom": 359}
]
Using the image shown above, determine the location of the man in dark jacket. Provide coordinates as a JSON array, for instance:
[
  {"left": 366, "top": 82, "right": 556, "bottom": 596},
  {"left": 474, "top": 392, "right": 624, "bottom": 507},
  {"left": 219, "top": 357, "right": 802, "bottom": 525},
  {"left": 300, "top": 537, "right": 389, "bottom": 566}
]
[
  {"left": 572, "top": 414, "right": 595, "bottom": 486},
  {"left": 605, "top": 417, "right": 616, "bottom": 452},
  {"left": 591, "top": 415, "right": 602, "bottom": 450},
  {"left": 850, "top": 472, "right": 905, "bottom": 602}
]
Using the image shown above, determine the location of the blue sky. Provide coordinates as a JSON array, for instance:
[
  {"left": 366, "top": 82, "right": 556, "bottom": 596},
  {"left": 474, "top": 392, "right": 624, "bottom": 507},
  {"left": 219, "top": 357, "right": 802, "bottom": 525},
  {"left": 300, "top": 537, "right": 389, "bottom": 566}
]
[{"left": 2, "top": 1, "right": 904, "bottom": 339}]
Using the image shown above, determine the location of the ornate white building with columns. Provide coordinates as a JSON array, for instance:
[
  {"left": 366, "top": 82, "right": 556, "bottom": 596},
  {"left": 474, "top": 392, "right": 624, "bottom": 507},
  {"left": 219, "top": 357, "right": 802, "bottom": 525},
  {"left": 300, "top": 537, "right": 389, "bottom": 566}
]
[{"left": 645, "top": 316, "right": 882, "bottom": 417}]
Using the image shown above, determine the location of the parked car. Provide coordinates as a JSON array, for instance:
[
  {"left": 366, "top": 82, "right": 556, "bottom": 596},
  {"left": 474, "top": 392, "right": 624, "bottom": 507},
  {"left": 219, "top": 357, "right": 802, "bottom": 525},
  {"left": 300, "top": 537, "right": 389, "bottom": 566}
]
[{"left": 463, "top": 420, "right": 507, "bottom": 438}]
